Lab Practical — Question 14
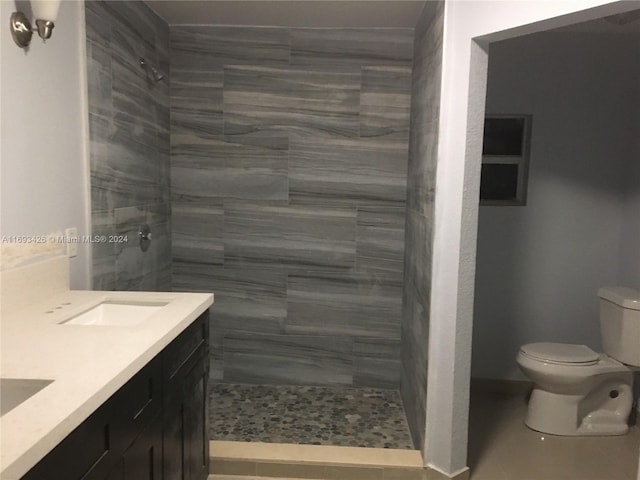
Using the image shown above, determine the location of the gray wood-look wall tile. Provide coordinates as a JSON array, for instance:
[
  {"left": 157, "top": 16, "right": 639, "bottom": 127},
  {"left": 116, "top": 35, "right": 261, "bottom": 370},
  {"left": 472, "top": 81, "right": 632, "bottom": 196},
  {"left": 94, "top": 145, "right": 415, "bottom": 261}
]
[
  {"left": 360, "top": 66, "right": 412, "bottom": 140},
  {"left": 401, "top": 0, "right": 444, "bottom": 450},
  {"left": 223, "top": 65, "right": 361, "bottom": 138},
  {"left": 111, "top": 59, "right": 156, "bottom": 131},
  {"left": 285, "top": 272, "right": 401, "bottom": 338},
  {"left": 102, "top": 1, "right": 157, "bottom": 51},
  {"left": 91, "top": 209, "right": 116, "bottom": 291},
  {"left": 400, "top": 279, "right": 429, "bottom": 449},
  {"left": 110, "top": 21, "right": 155, "bottom": 79},
  {"left": 86, "top": 1, "right": 171, "bottom": 291},
  {"left": 289, "top": 136, "right": 407, "bottom": 206},
  {"left": 175, "top": 265, "right": 287, "bottom": 335},
  {"left": 223, "top": 333, "right": 353, "bottom": 386},
  {"left": 172, "top": 201, "right": 224, "bottom": 266},
  {"left": 353, "top": 338, "right": 402, "bottom": 388},
  {"left": 356, "top": 206, "right": 406, "bottom": 283},
  {"left": 147, "top": 202, "right": 172, "bottom": 291},
  {"left": 224, "top": 203, "right": 356, "bottom": 272},
  {"left": 290, "top": 29, "right": 413, "bottom": 67},
  {"left": 172, "top": 260, "right": 214, "bottom": 292},
  {"left": 171, "top": 27, "right": 291, "bottom": 70},
  {"left": 210, "top": 313, "right": 225, "bottom": 382},
  {"left": 171, "top": 70, "right": 224, "bottom": 137},
  {"left": 86, "top": 40, "right": 112, "bottom": 116},
  {"left": 171, "top": 134, "right": 289, "bottom": 202},
  {"left": 167, "top": 25, "right": 413, "bottom": 388},
  {"left": 113, "top": 203, "right": 171, "bottom": 292},
  {"left": 114, "top": 205, "right": 148, "bottom": 290},
  {"left": 98, "top": 137, "right": 163, "bottom": 209},
  {"left": 89, "top": 112, "right": 114, "bottom": 213},
  {"left": 155, "top": 14, "right": 170, "bottom": 83},
  {"left": 85, "top": 2, "right": 111, "bottom": 47}
]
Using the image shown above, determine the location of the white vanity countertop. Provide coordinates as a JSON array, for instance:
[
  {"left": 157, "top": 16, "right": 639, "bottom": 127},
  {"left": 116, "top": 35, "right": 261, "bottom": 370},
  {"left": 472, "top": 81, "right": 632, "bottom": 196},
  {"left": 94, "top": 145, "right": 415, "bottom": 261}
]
[{"left": 0, "top": 289, "right": 213, "bottom": 480}]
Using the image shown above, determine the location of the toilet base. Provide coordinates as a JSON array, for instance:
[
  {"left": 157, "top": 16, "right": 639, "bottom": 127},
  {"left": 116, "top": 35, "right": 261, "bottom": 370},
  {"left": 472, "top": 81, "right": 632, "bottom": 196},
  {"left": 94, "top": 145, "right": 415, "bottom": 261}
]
[{"left": 525, "top": 386, "right": 632, "bottom": 436}]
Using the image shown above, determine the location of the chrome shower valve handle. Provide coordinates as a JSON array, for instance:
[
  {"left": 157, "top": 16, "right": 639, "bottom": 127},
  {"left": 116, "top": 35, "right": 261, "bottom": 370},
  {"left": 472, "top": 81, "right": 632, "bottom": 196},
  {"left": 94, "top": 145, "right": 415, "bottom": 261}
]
[{"left": 138, "top": 224, "right": 152, "bottom": 252}]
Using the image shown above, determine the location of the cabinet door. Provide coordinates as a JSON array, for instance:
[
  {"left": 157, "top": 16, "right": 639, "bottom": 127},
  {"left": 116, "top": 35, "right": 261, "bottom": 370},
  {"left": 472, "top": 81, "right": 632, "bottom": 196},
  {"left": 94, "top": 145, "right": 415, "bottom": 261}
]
[
  {"left": 161, "top": 390, "right": 184, "bottom": 480},
  {"left": 21, "top": 403, "right": 116, "bottom": 480},
  {"left": 122, "top": 419, "right": 162, "bottom": 480},
  {"left": 183, "top": 352, "right": 209, "bottom": 480},
  {"left": 162, "top": 311, "right": 209, "bottom": 480},
  {"left": 163, "top": 348, "right": 209, "bottom": 480},
  {"left": 102, "top": 459, "right": 124, "bottom": 480}
]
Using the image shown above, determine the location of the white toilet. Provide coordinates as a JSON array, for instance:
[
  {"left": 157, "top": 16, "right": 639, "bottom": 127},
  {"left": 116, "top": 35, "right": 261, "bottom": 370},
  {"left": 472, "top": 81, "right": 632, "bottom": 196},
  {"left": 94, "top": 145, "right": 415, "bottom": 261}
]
[{"left": 516, "top": 287, "right": 640, "bottom": 436}]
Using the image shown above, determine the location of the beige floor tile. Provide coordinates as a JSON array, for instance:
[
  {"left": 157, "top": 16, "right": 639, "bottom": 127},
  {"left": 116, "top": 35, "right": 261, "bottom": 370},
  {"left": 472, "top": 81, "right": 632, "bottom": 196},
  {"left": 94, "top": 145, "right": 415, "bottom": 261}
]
[
  {"left": 209, "top": 477, "right": 328, "bottom": 480},
  {"left": 383, "top": 467, "right": 425, "bottom": 480},
  {"left": 468, "top": 453, "right": 508, "bottom": 480},
  {"left": 469, "top": 383, "right": 640, "bottom": 480},
  {"left": 210, "top": 459, "right": 257, "bottom": 476},
  {"left": 325, "top": 465, "right": 384, "bottom": 480},
  {"left": 499, "top": 434, "right": 624, "bottom": 479},
  {"left": 255, "top": 462, "right": 326, "bottom": 479},
  {"left": 592, "top": 426, "right": 640, "bottom": 479}
]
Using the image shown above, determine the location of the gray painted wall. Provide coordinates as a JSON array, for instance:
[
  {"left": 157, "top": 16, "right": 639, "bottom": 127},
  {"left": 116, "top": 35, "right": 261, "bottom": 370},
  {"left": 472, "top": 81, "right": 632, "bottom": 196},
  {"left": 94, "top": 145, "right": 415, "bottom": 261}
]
[
  {"left": 86, "top": 1, "right": 171, "bottom": 291},
  {"left": 400, "top": 0, "right": 444, "bottom": 450},
  {"left": 618, "top": 70, "right": 640, "bottom": 289},
  {"left": 170, "top": 26, "right": 413, "bottom": 388},
  {"left": 473, "top": 32, "right": 640, "bottom": 380}
]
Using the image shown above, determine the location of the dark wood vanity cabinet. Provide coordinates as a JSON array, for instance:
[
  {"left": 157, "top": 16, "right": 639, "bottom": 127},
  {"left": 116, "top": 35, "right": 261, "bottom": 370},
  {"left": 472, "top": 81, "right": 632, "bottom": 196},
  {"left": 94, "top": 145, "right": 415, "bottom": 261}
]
[
  {"left": 162, "top": 310, "right": 210, "bottom": 480},
  {"left": 21, "top": 311, "right": 209, "bottom": 480}
]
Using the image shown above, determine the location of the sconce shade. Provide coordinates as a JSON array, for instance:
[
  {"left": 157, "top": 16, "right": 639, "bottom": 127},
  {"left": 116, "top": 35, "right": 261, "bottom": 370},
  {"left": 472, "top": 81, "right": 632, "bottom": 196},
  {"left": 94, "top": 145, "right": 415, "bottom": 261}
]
[{"left": 31, "top": 0, "right": 61, "bottom": 22}]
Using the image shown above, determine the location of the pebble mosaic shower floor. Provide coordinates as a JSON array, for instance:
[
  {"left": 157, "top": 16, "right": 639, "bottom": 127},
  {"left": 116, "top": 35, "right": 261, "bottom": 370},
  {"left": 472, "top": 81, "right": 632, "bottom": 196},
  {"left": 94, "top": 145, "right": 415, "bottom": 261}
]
[{"left": 209, "top": 384, "right": 415, "bottom": 449}]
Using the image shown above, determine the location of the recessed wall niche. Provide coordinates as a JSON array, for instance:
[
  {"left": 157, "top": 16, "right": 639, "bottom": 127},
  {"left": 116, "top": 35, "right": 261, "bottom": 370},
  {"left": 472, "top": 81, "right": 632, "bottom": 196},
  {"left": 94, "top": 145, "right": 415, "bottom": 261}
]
[{"left": 480, "top": 115, "right": 532, "bottom": 205}]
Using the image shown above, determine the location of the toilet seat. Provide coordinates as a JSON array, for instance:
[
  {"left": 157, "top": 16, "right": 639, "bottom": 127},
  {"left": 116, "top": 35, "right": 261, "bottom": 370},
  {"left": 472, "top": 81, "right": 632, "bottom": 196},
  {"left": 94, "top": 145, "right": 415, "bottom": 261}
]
[{"left": 519, "top": 342, "right": 599, "bottom": 366}]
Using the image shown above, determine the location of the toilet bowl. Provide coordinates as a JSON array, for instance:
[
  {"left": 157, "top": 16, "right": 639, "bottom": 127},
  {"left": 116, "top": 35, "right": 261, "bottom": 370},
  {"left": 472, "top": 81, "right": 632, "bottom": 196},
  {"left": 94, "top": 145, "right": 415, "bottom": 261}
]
[
  {"left": 516, "top": 287, "right": 640, "bottom": 436},
  {"left": 517, "top": 343, "right": 633, "bottom": 435}
]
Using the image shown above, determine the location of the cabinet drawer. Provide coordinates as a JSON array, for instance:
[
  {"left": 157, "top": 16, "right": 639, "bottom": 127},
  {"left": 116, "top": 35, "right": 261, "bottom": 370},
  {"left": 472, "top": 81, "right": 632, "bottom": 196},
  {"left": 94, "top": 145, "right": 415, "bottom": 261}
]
[{"left": 163, "top": 311, "right": 209, "bottom": 382}]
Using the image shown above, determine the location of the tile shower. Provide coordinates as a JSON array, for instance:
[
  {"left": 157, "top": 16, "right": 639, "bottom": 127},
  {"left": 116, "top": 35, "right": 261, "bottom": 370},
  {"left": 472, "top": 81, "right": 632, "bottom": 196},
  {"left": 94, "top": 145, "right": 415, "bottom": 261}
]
[
  {"left": 170, "top": 25, "right": 413, "bottom": 388},
  {"left": 85, "top": 0, "right": 444, "bottom": 452}
]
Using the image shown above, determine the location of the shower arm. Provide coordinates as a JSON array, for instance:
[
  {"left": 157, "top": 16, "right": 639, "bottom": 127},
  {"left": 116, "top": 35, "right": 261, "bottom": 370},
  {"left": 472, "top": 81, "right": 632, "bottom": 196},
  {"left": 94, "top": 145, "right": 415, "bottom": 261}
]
[{"left": 139, "top": 57, "right": 165, "bottom": 83}]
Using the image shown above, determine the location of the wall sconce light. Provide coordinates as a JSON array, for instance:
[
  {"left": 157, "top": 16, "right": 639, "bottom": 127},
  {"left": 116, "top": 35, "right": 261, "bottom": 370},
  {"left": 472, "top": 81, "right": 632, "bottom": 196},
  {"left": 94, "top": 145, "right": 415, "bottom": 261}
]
[{"left": 10, "top": 0, "right": 62, "bottom": 48}]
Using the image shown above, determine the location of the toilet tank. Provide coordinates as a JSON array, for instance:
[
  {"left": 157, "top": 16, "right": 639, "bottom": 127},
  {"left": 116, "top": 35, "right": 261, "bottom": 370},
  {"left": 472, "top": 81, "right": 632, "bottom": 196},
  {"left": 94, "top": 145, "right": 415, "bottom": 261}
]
[{"left": 598, "top": 287, "right": 640, "bottom": 367}]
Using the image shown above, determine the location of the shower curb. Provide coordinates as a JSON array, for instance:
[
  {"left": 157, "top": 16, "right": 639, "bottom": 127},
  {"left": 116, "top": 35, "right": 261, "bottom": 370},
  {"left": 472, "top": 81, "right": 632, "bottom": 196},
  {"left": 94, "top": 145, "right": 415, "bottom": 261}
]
[{"left": 210, "top": 440, "right": 426, "bottom": 480}]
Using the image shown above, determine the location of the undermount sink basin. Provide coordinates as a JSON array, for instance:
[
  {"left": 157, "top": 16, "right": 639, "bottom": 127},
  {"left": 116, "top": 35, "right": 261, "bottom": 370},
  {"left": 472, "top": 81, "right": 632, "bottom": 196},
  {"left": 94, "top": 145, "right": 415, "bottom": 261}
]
[
  {"left": 60, "top": 301, "right": 168, "bottom": 327},
  {"left": 1, "top": 378, "right": 54, "bottom": 416}
]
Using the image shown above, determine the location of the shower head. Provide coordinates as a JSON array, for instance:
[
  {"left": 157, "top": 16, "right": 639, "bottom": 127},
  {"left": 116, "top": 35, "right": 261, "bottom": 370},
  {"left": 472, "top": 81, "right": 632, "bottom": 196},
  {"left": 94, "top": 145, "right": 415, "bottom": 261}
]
[{"left": 139, "top": 57, "right": 165, "bottom": 84}]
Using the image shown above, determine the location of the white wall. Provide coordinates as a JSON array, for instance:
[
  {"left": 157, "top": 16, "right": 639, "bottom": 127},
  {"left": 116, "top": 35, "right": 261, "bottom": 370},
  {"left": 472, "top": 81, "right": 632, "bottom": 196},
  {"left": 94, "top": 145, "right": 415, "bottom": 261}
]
[
  {"left": 473, "top": 32, "right": 640, "bottom": 380},
  {"left": 0, "top": 0, "right": 90, "bottom": 289},
  {"left": 425, "top": 0, "right": 637, "bottom": 475}
]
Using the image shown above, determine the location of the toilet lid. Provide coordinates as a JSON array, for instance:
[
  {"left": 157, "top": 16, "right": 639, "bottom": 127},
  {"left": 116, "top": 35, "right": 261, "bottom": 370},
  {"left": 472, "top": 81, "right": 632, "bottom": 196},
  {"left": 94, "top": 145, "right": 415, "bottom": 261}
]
[{"left": 520, "top": 343, "right": 599, "bottom": 365}]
